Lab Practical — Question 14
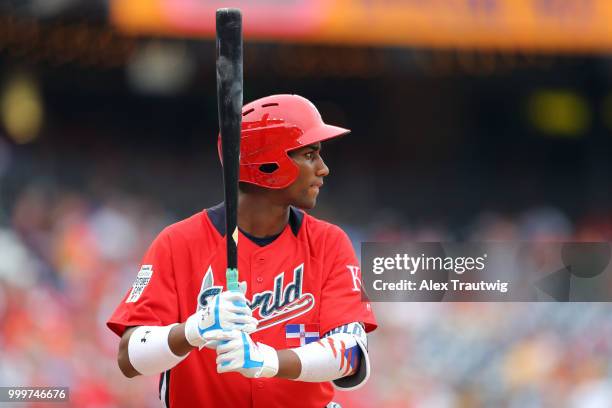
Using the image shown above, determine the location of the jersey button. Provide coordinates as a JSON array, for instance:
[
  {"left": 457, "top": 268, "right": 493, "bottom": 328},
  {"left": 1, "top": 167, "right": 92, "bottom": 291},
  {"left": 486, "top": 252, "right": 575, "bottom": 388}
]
[{"left": 256, "top": 277, "right": 264, "bottom": 283}]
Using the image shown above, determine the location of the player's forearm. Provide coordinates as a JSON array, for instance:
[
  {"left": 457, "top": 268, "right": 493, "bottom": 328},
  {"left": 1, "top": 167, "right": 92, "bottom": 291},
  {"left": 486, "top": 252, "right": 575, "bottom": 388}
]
[
  {"left": 288, "top": 332, "right": 363, "bottom": 383},
  {"left": 118, "top": 324, "right": 194, "bottom": 378},
  {"left": 275, "top": 336, "right": 361, "bottom": 381},
  {"left": 118, "top": 327, "right": 139, "bottom": 377},
  {"left": 169, "top": 322, "right": 196, "bottom": 356},
  {"left": 117, "top": 324, "right": 192, "bottom": 378},
  {"left": 275, "top": 349, "right": 301, "bottom": 379}
]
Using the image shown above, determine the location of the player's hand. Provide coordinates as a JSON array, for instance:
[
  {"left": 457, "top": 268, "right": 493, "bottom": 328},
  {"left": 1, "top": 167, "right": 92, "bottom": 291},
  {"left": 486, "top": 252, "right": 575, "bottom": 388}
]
[
  {"left": 209, "top": 330, "right": 278, "bottom": 378},
  {"left": 184, "top": 289, "right": 257, "bottom": 349}
]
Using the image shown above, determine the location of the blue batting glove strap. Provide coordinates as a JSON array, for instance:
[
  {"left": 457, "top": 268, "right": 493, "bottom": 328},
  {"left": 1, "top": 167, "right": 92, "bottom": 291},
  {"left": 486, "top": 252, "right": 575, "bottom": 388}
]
[
  {"left": 184, "top": 290, "right": 257, "bottom": 349},
  {"left": 241, "top": 332, "right": 264, "bottom": 369},
  {"left": 214, "top": 330, "right": 278, "bottom": 378}
]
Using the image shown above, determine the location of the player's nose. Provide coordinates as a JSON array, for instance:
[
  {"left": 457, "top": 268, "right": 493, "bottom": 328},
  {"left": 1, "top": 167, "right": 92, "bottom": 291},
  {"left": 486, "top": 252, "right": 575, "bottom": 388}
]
[{"left": 316, "top": 157, "right": 329, "bottom": 177}]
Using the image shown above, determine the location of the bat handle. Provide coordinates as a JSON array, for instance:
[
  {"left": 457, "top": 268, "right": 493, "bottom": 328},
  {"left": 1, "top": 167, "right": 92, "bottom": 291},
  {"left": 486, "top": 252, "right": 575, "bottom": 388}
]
[
  {"left": 226, "top": 267, "right": 239, "bottom": 291},
  {"left": 226, "top": 267, "right": 246, "bottom": 307}
]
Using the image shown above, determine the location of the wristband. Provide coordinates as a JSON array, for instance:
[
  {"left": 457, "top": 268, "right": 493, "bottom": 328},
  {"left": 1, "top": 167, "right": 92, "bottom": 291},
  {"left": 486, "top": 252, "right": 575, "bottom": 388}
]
[{"left": 128, "top": 324, "right": 186, "bottom": 376}]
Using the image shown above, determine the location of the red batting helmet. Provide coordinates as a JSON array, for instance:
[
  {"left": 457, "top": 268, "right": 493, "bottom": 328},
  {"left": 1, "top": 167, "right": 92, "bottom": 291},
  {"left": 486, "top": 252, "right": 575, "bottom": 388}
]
[{"left": 218, "top": 94, "right": 350, "bottom": 189}]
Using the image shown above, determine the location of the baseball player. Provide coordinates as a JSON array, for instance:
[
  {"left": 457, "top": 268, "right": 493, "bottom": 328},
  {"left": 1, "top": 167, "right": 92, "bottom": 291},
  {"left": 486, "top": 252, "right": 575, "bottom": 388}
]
[{"left": 107, "top": 94, "right": 377, "bottom": 407}]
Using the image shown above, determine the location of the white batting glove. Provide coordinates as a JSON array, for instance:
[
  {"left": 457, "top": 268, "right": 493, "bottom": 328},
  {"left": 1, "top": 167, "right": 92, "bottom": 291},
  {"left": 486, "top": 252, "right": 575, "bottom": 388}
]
[
  {"left": 184, "top": 287, "right": 257, "bottom": 349},
  {"left": 207, "top": 330, "right": 279, "bottom": 378}
]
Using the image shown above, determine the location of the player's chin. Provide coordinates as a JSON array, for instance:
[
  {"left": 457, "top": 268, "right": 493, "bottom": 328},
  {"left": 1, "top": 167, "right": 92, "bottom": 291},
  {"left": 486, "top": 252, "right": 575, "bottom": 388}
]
[{"left": 296, "top": 195, "right": 317, "bottom": 209}]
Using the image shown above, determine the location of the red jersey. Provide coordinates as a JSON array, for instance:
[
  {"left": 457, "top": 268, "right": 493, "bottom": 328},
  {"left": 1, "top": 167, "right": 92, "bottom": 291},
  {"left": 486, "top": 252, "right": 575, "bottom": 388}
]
[{"left": 107, "top": 204, "right": 377, "bottom": 408}]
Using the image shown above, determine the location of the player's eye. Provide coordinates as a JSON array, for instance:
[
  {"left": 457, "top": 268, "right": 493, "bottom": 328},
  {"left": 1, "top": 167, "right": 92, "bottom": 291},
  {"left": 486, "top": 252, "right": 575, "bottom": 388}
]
[{"left": 305, "top": 152, "right": 315, "bottom": 160}]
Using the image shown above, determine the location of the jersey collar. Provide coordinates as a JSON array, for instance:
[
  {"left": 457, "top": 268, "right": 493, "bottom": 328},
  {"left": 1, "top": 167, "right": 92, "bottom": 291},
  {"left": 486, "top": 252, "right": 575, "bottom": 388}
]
[{"left": 207, "top": 202, "right": 304, "bottom": 238}]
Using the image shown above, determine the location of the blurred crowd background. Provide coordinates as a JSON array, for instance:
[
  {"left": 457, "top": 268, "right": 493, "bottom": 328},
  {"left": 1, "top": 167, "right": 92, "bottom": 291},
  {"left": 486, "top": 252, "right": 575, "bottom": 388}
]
[{"left": 1, "top": 1, "right": 612, "bottom": 407}]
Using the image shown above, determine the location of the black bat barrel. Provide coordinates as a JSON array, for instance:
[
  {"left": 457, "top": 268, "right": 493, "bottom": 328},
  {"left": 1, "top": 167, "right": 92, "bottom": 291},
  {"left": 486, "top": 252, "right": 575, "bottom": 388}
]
[{"left": 216, "top": 8, "right": 243, "bottom": 276}]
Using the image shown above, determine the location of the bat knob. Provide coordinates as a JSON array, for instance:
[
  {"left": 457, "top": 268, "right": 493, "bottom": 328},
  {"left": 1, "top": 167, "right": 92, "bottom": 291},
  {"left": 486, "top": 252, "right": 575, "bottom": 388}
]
[{"left": 216, "top": 8, "right": 242, "bottom": 28}]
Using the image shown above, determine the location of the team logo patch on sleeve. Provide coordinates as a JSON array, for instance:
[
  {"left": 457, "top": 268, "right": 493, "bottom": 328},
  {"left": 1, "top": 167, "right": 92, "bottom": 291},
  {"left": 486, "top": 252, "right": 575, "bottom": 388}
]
[
  {"left": 126, "top": 265, "right": 153, "bottom": 303},
  {"left": 285, "top": 323, "right": 320, "bottom": 347}
]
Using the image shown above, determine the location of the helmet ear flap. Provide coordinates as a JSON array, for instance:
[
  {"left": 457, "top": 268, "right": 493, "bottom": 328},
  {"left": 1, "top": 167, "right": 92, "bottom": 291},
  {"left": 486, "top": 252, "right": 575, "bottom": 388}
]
[
  {"left": 240, "top": 152, "right": 299, "bottom": 189},
  {"left": 261, "top": 153, "right": 299, "bottom": 188}
]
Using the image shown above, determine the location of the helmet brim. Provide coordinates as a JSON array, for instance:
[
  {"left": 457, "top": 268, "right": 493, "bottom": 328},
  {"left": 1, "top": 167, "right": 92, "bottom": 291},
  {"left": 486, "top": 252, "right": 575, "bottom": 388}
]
[{"left": 296, "top": 124, "right": 350, "bottom": 147}]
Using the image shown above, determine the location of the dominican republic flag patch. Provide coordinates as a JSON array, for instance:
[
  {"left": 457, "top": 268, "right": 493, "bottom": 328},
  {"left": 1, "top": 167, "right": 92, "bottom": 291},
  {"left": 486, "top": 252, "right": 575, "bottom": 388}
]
[{"left": 285, "top": 324, "right": 320, "bottom": 347}]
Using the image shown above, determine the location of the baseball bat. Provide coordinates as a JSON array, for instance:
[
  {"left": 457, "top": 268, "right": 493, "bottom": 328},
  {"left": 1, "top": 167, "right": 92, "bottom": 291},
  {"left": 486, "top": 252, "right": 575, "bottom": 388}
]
[{"left": 216, "top": 8, "right": 243, "bottom": 292}]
